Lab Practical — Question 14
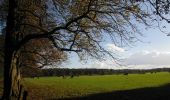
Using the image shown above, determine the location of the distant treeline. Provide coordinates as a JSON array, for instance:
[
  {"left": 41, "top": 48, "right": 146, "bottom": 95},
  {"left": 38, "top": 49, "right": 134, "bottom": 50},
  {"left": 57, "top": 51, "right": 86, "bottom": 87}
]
[{"left": 23, "top": 68, "right": 170, "bottom": 77}]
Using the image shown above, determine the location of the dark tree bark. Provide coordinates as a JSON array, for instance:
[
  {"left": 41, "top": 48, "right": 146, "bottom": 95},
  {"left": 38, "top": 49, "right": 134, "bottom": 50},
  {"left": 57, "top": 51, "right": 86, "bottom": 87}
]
[{"left": 2, "top": 0, "right": 24, "bottom": 99}]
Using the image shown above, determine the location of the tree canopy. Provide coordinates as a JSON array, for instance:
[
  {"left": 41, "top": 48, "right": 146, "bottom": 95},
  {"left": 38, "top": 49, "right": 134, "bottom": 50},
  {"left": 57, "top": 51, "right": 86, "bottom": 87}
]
[
  {"left": 0, "top": 0, "right": 67, "bottom": 69},
  {"left": 13, "top": 0, "right": 151, "bottom": 61}
]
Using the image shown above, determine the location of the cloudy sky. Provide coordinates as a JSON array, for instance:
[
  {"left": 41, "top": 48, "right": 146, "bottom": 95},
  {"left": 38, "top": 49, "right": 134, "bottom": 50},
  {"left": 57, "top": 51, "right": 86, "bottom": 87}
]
[{"left": 61, "top": 19, "right": 170, "bottom": 69}]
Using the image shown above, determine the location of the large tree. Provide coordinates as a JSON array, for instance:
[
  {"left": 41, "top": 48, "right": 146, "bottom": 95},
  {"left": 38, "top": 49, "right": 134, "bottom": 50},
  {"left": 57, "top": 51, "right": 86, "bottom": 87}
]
[
  {"left": 1, "top": 0, "right": 170, "bottom": 99},
  {"left": 0, "top": 0, "right": 67, "bottom": 76},
  {"left": 1, "top": 0, "right": 67, "bottom": 99}
]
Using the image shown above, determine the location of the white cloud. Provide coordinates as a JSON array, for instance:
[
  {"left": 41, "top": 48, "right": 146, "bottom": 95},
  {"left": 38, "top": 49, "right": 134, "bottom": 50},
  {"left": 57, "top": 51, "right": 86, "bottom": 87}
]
[
  {"left": 106, "top": 43, "right": 125, "bottom": 52},
  {"left": 90, "top": 60, "right": 117, "bottom": 69},
  {"left": 88, "top": 51, "right": 170, "bottom": 69},
  {"left": 125, "top": 51, "right": 170, "bottom": 66},
  {"left": 63, "top": 50, "right": 170, "bottom": 69}
]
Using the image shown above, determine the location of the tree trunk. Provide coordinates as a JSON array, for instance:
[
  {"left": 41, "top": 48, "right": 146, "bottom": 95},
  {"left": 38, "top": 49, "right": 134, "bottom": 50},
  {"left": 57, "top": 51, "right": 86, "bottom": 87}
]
[
  {"left": 2, "top": 51, "right": 23, "bottom": 100},
  {"left": 2, "top": 0, "right": 26, "bottom": 99}
]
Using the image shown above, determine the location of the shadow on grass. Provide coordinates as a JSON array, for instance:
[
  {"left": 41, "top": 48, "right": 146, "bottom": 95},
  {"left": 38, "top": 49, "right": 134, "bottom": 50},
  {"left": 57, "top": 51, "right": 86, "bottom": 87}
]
[{"left": 55, "top": 83, "right": 170, "bottom": 100}]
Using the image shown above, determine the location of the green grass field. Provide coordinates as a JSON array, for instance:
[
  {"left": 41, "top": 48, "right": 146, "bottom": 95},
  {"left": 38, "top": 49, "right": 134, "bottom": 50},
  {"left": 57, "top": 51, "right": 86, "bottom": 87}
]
[{"left": 23, "top": 72, "right": 170, "bottom": 100}]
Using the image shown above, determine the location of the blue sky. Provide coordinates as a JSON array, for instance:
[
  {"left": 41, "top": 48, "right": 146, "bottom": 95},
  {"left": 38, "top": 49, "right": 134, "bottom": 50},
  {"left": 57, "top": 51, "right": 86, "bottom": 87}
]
[
  {"left": 1, "top": 0, "right": 170, "bottom": 69},
  {"left": 127, "top": 27, "right": 170, "bottom": 55},
  {"left": 62, "top": 21, "right": 170, "bottom": 69}
]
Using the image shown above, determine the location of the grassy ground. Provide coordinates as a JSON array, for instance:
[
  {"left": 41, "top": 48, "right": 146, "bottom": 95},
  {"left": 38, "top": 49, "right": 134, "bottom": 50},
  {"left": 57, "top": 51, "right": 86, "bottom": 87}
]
[{"left": 23, "top": 72, "right": 170, "bottom": 100}]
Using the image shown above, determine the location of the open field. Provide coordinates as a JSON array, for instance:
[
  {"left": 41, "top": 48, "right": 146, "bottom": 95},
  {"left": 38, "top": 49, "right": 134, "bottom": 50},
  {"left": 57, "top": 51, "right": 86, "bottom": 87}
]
[{"left": 21, "top": 72, "right": 170, "bottom": 100}]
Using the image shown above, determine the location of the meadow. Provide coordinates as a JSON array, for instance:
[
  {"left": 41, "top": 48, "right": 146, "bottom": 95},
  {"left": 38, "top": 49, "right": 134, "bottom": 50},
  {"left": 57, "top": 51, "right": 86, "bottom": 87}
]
[{"left": 22, "top": 72, "right": 170, "bottom": 100}]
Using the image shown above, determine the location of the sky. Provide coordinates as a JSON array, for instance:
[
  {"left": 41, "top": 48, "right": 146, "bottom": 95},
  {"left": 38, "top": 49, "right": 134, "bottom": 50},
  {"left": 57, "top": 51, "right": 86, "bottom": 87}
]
[
  {"left": 1, "top": 1, "right": 170, "bottom": 70},
  {"left": 62, "top": 21, "right": 170, "bottom": 69}
]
